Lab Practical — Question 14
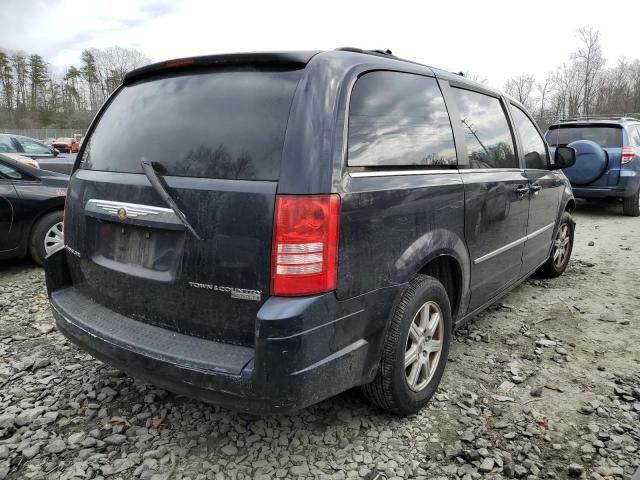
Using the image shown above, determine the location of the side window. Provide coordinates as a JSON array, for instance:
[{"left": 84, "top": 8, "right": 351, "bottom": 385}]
[
  {"left": 15, "top": 137, "right": 51, "bottom": 155},
  {"left": 511, "top": 106, "right": 548, "bottom": 169},
  {"left": 451, "top": 88, "right": 516, "bottom": 169},
  {"left": 0, "top": 162, "right": 26, "bottom": 180},
  {"left": 348, "top": 71, "right": 456, "bottom": 168}
]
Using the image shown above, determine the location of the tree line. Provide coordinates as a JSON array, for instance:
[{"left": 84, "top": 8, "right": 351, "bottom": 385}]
[
  {"left": 503, "top": 26, "right": 640, "bottom": 129},
  {"left": 0, "top": 46, "right": 150, "bottom": 129},
  {"left": 1, "top": 28, "right": 638, "bottom": 131}
]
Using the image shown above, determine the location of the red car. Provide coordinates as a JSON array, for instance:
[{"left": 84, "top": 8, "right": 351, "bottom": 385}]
[{"left": 52, "top": 137, "right": 79, "bottom": 153}]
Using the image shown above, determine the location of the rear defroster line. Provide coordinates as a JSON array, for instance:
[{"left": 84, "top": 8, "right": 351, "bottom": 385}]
[{"left": 140, "top": 157, "right": 203, "bottom": 241}]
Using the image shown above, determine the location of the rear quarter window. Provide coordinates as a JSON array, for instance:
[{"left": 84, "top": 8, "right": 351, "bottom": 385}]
[
  {"left": 80, "top": 69, "right": 302, "bottom": 180},
  {"left": 347, "top": 71, "right": 457, "bottom": 168}
]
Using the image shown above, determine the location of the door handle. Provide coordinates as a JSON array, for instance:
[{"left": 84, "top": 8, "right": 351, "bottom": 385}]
[
  {"left": 515, "top": 185, "right": 530, "bottom": 197},
  {"left": 530, "top": 184, "right": 542, "bottom": 195}
]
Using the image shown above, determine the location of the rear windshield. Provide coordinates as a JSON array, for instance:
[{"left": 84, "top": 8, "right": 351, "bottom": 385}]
[
  {"left": 80, "top": 68, "right": 302, "bottom": 180},
  {"left": 545, "top": 125, "right": 623, "bottom": 148}
]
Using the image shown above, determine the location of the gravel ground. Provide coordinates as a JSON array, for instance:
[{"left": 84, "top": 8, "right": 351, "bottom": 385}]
[{"left": 0, "top": 200, "right": 638, "bottom": 480}]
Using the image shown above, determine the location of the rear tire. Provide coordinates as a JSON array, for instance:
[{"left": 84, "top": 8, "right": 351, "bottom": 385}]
[
  {"left": 29, "top": 211, "right": 64, "bottom": 266},
  {"left": 362, "top": 275, "right": 452, "bottom": 415},
  {"left": 537, "top": 211, "right": 575, "bottom": 278},
  {"left": 622, "top": 190, "right": 640, "bottom": 217}
]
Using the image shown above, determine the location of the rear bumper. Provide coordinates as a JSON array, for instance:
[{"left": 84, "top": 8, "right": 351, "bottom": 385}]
[
  {"left": 45, "top": 250, "right": 398, "bottom": 414},
  {"left": 572, "top": 187, "right": 627, "bottom": 198},
  {"left": 572, "top": 169, "right": 640, "bottom": 198}
]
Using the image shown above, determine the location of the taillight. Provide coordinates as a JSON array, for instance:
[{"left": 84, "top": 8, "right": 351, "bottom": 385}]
[
  {"left": 621, "top": 146, "right": 636, "bottom": 164},
  {"left": 271, "top": 194, "right": 341, "bottom": 296},
  {"left": 166, "top": 57, "right": 194, "bottom": 67}
]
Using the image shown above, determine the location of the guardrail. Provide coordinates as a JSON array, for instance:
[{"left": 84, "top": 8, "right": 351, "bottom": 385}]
[{"left": 0, "top": 128, "right": 84, "bottom": 141}]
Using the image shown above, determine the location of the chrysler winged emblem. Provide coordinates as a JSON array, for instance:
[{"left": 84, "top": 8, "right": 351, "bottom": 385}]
[{"left": 85, "top": 200, "right": 182, "bottom": 227}]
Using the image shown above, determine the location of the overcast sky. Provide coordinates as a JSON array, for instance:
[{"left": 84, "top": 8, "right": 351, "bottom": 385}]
[{"left": 0, "top": 0, "right": 637, "bottom": 89}]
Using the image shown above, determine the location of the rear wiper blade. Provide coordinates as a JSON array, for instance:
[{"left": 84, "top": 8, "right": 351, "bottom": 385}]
[{"left": 140, "top": 158, "right": 203, "bottom": 241}]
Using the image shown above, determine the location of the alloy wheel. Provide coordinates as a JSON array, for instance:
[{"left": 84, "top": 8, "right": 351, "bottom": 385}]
[
  {"left": 552, "top": 223, "right": 570, "bottom": 269},
  {"left": 404, "top": 300, "right": 444, "bottom": 392}
]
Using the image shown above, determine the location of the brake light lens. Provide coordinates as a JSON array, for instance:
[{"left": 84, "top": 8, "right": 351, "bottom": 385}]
[
  {"left": 271, "top": 194, "right": 340, "bottom": 296},
  {"left": 621, "top": 145, "right": 636, "bottom": 164},
  {"left": 166, "top": 57, "right": 194, "bottom": 68}
]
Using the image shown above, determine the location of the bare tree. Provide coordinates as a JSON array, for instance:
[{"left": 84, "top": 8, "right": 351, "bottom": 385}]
[
  {"left": 91, "top": 46, "right": 150, "bottom": 99},
  {"left": 11, "top": 53, "right": 28, "bottom": 109},
  {"left": 630, "top": 60, "right": 640, "bottom": 112},
  {"left": 572, "top": 26, "right": 605, "bottom": 115},
  {"left": 0, "top": 51, "right": 14, "bottom": 111},
  {"left": 537, "top": 75, "right": 553, "bottom": 122},
  {"left": 551, "top": 63, "right": 584, "bottom": 118},
  {"left": 504, "top": 74, "right": 537, "bottom": 110}
]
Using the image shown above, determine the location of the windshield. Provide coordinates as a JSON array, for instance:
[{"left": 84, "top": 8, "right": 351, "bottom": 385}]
[
  {"left": 80, "top": 68, "right": 302, "bottom": 180},
  {"left": 545, "top": 125, "right": 623, "bottom": 148}
]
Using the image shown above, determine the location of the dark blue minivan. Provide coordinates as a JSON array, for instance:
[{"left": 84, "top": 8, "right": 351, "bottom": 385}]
[
  {"left": 45, "top": 49, "right": 576, "bottom": 415},
  {"left": 545, "top": 117, "right": 640, "bottom": 216}
]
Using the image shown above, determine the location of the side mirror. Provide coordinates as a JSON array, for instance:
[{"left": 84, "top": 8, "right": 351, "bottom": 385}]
[
  {"left": 51, "top": 148, "right": 60, "bottom": 157},
  {"left": 551, "top": 146, "right": 576, "bottom": 170}
]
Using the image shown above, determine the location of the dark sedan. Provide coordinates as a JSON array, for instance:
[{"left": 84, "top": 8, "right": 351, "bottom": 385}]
[
  {"left": 0, "top": 153, "right": 67, "bottom": 265},
  {"left": 0, "top": 134, "right": 75, "bottom": 174}
]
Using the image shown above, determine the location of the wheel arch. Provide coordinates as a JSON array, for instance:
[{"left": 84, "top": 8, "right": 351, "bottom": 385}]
[
  {"left": 565, "top": 198, "right": 576, "bottom": 212},
  {"left": 388, "top": 228, "right": 470, "bottom": 324},
  {"left": 417, "top": 255, "right": 464, "bottom": 322}
]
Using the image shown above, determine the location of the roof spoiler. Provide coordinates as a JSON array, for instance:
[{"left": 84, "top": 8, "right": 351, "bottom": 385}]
[{"left": 123, "top": 51, "right": 319, "bottom": 85}]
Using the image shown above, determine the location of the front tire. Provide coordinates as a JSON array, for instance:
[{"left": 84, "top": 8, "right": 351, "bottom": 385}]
[
  {"left": 362, "top": 275, "right": 452, "bottom": 415},
  {"left": 622, "top": 190, "right": 640, "bottom": 217},
  {"left": 29, "top": 211, "right": 64, "bottom": 266},
  {"left": 537, "top": 211, "right": 575, "bottom": 278}
]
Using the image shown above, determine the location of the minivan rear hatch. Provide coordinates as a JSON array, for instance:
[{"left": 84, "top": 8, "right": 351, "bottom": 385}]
[{"left": 64, "top": 63, "right": 304, "bottom": 347}]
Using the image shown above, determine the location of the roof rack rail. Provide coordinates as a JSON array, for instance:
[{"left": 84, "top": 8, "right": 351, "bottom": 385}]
[
  {"left": 557, "top": 113, "right": 640, "bottom": 122},
  {"left": 335, "top": 47, "right": 396, "bottom": 58}
]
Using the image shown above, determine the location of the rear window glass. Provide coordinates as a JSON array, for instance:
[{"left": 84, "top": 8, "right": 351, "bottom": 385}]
[
  {"left": 545, "top": 125, "right": 623, "bottom": 148},
  {"left": 80, "top": 69, "right": 302, "bottom": 180}
]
